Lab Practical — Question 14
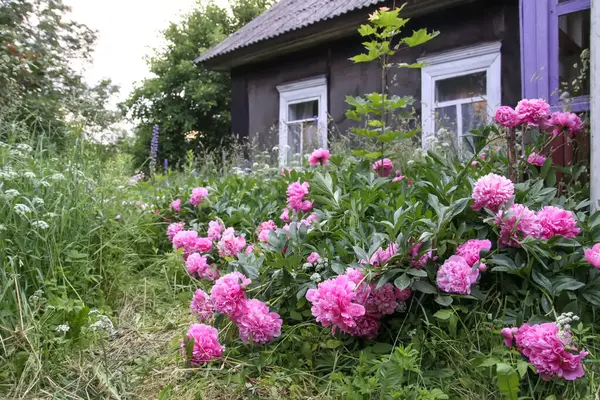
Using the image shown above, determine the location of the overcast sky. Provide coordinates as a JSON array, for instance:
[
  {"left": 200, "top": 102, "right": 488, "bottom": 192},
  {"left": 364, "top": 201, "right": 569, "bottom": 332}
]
[{"left": 67, "top": 0, "right": 230, "bottom": 103}]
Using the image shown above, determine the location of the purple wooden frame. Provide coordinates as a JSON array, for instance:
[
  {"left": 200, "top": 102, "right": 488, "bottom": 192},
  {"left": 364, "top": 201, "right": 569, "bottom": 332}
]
[{"left": 520, "top": 0, "right": 591, "bottom": 111}]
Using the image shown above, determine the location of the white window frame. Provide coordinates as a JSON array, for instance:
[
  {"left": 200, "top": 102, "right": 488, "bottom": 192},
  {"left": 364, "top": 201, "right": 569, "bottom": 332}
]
[
  {"left": 418, "top": 41, "right": 502, "bottom": 152},
  {"left": 276, "top": 75, "right": 328, "bottom": 166}
]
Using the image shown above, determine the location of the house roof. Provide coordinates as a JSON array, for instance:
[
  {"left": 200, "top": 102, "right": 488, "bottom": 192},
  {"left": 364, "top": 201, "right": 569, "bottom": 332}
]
[
  {"left": 196, "top": 0, "right": 479, "bottom": 70},
  {"left": 194, "top": 0, "right": 385, "bottom": 65}
]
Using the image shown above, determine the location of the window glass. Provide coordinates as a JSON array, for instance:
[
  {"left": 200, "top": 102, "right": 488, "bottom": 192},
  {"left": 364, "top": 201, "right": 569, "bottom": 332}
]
[
  {"left": 558, "top": 9, "right": 590, "bottom": 97},
  {"left": 435, "top": 72, "right": 486, "bottom": 102},
  {"left": 288, "top": 100, "right": 318, "bottom": 122},
  {"left": 462, "top": 101, "right": 487, "bottom": 152},
  {"left": 434, "top": 105, "right": 457, "bottom": 138},
  {"left": 286, "top": 120, "right": 319, "bottom": 166}
]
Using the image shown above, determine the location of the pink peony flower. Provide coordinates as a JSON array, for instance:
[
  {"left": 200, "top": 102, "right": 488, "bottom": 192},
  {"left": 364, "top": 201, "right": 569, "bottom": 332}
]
[
  {"left": 393, "top": 175, "right": 405, "bottom": 183},
  {"left": 189, "top": 187, "right": 209, "bottom": 207},
  {"left": 190, "top": 289, "right": 214, "bottom": 322},
  {"left": 436, "top": 255, "right": 479, "bottom": 295},
  {"left": 347, "top": 316, "right": 380, "bottom": 339},
  {"left": 584, "top": 243, "right": 600, "bottom": 269},
  {"left": 480, "top": 152, "right": 486, "bottom": 160},
  {"left": 515, "top": 98, "right": 551, "bottom": 126},
  {"left": 509, "top": 323, "right": 588, "bottom": 381},
  {"left": 169, "top": 199, "right": 181, "bottom": 212},
  {"left": 368, "top": 243, "right": 398, "bottom": 267},
  {"left": 471, "top": 161, "right": 479, "bottom": 167},
  {"left": 287, "top": 181, "right": 310, "bottom": 212},
  {"left": 167, "top": 222, "right": 185, "bottom": 242},
  {"left": 207, "top": 220, "right": 223, "bottom": 241},
  {"left": 472, "top": 173, "right": 515, "bottom": 212},
  {"left": 456, "top": 239, "right": 492, "bottom": 267},
  {"left": 550, "top": 111, "right": 583, "bottom": 137},
  {"left": 183, "top": 323, "right": 224, "bottom": 365},
  {"left": 527, "top": 152, "right": 547, "bottom": 167},
  {"left": 495, "top": 204, "right": 540, "bottom": 247},
  {"left": 257, "top": 220, "right": 277, "bottom": 242},
  {"left": 236, "top": 299, "right": 283, "bottom": 344},
  {"left": 299, "top": 200, "right": 313, "bottom": 213},
  {"left": 536, "top": 206, "right": 580, "bottom": 240},
  {"left": 494, "top": 106, "right": 520, "bottom": 127},
  {"left": 217, "top": 228, "right": 246, "bottom": 258},
  {"left": 308, "top": 148, "right": 331, "bottom": 166},
  {"left": 173, "top": 230, "right": 205, "bottom": 253},
  {"left": 195, "top": 237, "right": 213, "bottom": 253},
  {"left": 280, "top": 208, "right": 291, "bottom": 222},
  {"left": 185, "top": 253, "right": 218, "bottom": 280},
  {"left": 372, "top": 158, "right": 394, "bottom": 177},
  {"left": 365, "top": 283, "right": 399, "bottom": 317},
  {"left": 395, "top": 287, "right": 412, "bottom": 302},
  {"left": 245, "top": 245, "right": 255, "bottom": 255},
  {"left": 210, "top": 272, "right": 251, "bottom": 317},
  {"left": 307, "top": 252, "right": 322, "bottom": 264},
  {"left": 306, "top": 275, "right": 366, "bottom": 333},
  {"left": 409, "top": 241, "right": 437, "bottom": 269}
]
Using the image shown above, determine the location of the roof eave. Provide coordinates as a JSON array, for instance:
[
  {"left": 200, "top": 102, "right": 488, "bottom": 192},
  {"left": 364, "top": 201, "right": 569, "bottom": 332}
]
[{"left": 196, "top": 0, "right": 479, "bottom": 71}]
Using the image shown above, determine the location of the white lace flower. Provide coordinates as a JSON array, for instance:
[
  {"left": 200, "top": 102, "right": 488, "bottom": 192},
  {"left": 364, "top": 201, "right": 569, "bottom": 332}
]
[
  {"left": 56, "top": 324, "right": 70, "bottom": 333},
  {"left": 43, "top": 212, "right": 59, "bottom": 218},
  {"left": 4, "top": 189, "right": 20, "bottom": 198},
  {"left": 310, "top": 273, "right": 322, "bottom": 283},
  {"left": 31, "top": 220, "right": 49, "bottom": 230},
  {"left": 37, "top": 180, "right": 50, "bottom": 187},
  {"left": 49, "top": 173, "right": 65, "bottom": 181},
  {"left": 22, "top": 171, "right": 36, "bottom": 179},
  {"left": 14, "top": 203, "right": 31, "bottom": 216},
  {"left": 32, "top": 197, "right": 44, "bottom": 206},
  {"left": 0, "top": 224, "right": 7, "bottom": 231},
  {"left": 15, "top": 144, "right": 32, "bottom": 152}
]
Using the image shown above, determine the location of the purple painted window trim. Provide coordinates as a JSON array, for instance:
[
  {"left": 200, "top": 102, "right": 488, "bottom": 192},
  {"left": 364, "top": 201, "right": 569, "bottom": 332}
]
[{"left": 519, "top": 0, "right": 590, "bottom": 111}]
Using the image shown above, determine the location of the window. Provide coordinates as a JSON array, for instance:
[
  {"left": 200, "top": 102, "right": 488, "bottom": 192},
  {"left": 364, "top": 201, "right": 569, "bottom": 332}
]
[
  {"left": 419, "top": 42, "right": 502, "bottom": 153},
  {"left": 520, "top": 0, "right": 590, "bottom": 111},
  {"left": 276, "top": 76, "right": 328, "bottom": 167}
]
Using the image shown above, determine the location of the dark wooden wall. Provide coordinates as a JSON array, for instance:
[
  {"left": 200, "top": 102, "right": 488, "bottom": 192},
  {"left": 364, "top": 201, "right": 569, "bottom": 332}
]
[{"left": 230, "top": 0, "right": 521, "bottom": 147}]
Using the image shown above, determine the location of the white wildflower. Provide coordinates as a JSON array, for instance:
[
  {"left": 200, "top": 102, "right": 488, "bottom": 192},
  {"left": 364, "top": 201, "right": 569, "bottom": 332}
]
[
  {"left": 43, "top": 212, "right": 59, "bottom": 218},
  {"left": 14, "top": 203, "right": 31, "bottom": 216},
  {"left": 32, "top": 197, "right": 44, "bottom": 206},
  {"left": 15, "top": 144, "right": 32, "bottom": 153},
  {"left": 22, "top": 171, "right": 36, "bottom": 179},
  {"left": 4, "top": 189, "right": 20, "bottom": 198},
  {"left": 90, "top": 314, "right": 115, "bottom": 334},
  {"left": 37, "top": 180, "right": 50, "bottom": 187},
  {"left": 0, "top": 224, "right": 6, "bottom": 231},
  {"left": 31, "top": 220, "right": 49, "bottom": 230},
  {"left": 310, "top": 273, "right": 322, "bottom": 283},
  {"left": 56, "top": 324, "right": 70, "bottom": 333},
  {"left": 50, "top": 173, "right": 65, "bottom": 181}
]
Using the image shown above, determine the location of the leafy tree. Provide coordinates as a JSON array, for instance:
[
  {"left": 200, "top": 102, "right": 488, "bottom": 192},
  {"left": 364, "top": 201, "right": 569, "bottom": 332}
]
[
  {"left": 0, "top": 0, "right": 122, "bottom": 145},
  {"left": 125, "top": 0, "right": 273, "bottom": 171}
]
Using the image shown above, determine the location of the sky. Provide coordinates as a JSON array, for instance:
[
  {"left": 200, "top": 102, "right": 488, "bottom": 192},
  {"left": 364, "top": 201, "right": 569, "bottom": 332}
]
[{"left": 67, "top": 0, "right": 230, "bottom": 104}]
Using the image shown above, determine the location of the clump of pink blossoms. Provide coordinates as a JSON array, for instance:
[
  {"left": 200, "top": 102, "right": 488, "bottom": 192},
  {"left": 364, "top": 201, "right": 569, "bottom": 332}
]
[
  {"left": 527, "top": 152, "right": 547, "bottom": 167},
  {"left": 190, "top": 289, "right": 214, "bottom": 322},
  {"left": 369, "top": 243, "right": 398, "bottom": 267},
  {"left": 436, "top": 255, "right": 479, "bottom": 295},
  {"left": 185, "top": 253, "right": 219, "bottom": 280},
  {"left": 585, "top": 244, "right": 600, "bottom": 269},
  {"left": 207, "top": 220, "right": 224, "bottom": 241},
  {"left": 501, "top": 323, "right": 587, "bottom": 381},
  {"left": 456, "top": 239, "right": 491, "bottom": 271},
  {"left": 308, "top": 148, "right": 331, "bottom": 166},
  {"left": 280, "top": 208, "right": 291, "bottom": 222},
  {"left": 257, "top": 220, "right": 277, "bottom": 242},
  {"left": 189, "top": 187, "right": 209, "bottom": 207},
  {"left": 306, "top": 275, "right": 366, "bottom": 334},
  {"left": 536, "top": 206, "right": 580, "bottom": 240},
  {"left": 217, "top": 228, "right": 246, "bottom": 258},
  {"left": 167, "top": 222, "right": 185, "bottom": 241},
  {"left": 236, "top": 299, "right": 282, "bottom": 344},
  {"left": 494, "top": 106, "right": 519, "bottom": 127},
  {"left": 409, "top": 241, "right": 436, "bottom": 269},
  {"left": 515, "top": 98, "right": 550, "bottom": 126},
  {"left": 372, "top": 158, "right": 393, "bottom": 177},
  {"left": 183, "top": 323, "right": 224, "bottom": 365},
  {"left": 495, "top": 203, "right": 540, "bottom": 247},
  {"left": 210, "top": 271, "right": 251, "bottom": 318},
  {"left": 287, "top": 181, "right": 312, "bottom": 213},
  {"left": 472, "top": 173, "right": 515, "bottom": 212},
  {"left": 307, "top": 252, "right": 322, "bottom": 264},
  {"left": 169, "top": 199, "right": 181, "bottom": 212},
  {"left": 550, "top": 111, "right": 583, "bottom": 137},
  {"left": 173, "top": 230, "right": 212, "bottom": 254}
]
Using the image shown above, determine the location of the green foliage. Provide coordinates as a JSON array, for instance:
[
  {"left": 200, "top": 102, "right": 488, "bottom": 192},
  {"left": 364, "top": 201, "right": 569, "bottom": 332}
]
[
  {"left": 125, "top": 0, "right": 273, "bottom": 171},
  {"left": 0, "top": 0, "right": 122, "bottom": 145},
  {"left": 345, "top": 6, "right": 438, "bottom": 161}
]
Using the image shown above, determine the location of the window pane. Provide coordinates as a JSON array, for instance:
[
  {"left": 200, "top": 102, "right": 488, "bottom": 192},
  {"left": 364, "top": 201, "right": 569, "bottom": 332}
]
[
  {"left": 558, "top": 9, "right": 590, "bottom": 97},
  {"left": 435, "top": 72, "right": 486, "bottom": 102},
  {"left": 434, "top": 105, "right": 457, "bottom": 144},
  {"left": 286, "top": 121, "right": 319, "bottom": 166},
  {"left": 288, "top": 100, "right": 318, "bottom": 121},
  {"left": 461, "top": 101, "right": 487, "bottom": 153}
]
